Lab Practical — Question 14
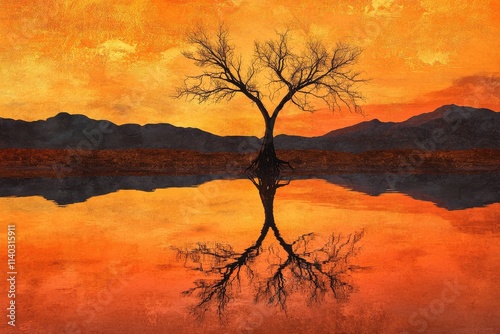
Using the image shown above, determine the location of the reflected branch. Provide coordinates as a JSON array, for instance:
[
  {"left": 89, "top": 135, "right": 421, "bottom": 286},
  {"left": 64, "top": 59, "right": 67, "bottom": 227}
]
[
  {"left": 173, "top": 222, "right": 270, "bottom": 318},
  {"left": 258, "top": 229, "right": 364, "bottom": 310},
  {"left": 174, "top": 171, "right": 365, "bottom": 318}
]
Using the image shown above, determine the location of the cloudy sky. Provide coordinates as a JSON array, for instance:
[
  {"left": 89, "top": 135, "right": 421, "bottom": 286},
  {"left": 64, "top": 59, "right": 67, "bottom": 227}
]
[{"left": 0, "top": 0, "right": 498, "bottom": 136}]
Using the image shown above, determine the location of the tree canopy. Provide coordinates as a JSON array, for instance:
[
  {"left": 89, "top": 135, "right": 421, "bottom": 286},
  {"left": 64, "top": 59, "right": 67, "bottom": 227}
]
[{"left": 177, "top": 25, "right": 364, "bottom": 124}]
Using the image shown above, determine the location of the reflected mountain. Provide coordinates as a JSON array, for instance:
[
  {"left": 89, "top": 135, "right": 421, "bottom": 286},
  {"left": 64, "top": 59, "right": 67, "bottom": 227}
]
[
  {"left": 317, "top": 173, "right": 500, "bottom": 210},
  {"left": 0, "top": 173, "right": 498, "bottom": 209},
  {"left": 173, "top": 172, "right": 365, "bottom": 318}
]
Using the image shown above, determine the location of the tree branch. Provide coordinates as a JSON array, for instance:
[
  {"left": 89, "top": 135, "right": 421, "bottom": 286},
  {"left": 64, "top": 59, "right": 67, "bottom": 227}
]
[{"left": 177, "top": 26, "right": 366, "bottom": 130}]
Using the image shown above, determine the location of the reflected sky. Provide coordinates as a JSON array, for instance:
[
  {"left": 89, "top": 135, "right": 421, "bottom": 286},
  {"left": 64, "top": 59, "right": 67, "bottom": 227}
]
[{"left": 0, "top": 177, "right": 498, "bottom": 333}]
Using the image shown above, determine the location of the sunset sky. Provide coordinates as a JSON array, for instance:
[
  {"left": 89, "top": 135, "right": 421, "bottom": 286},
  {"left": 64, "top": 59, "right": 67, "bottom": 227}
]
[{"left": 0, "top": 0, "right": 498, "bottom": 136}]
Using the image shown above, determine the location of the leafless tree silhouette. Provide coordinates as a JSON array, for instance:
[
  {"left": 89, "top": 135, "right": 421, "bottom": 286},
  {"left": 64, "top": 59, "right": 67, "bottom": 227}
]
[
  {"left": 256, "top": 228, "right": 364, "bottom": 311},
  {"left": 174, "top": 225, "right": 270, "bottom": 317},
  {"left": 176, "top": 25, "right": 365, "bottom": 174},
  {"left": 173, "top": 172, "right": 364, "bottom": 318}
]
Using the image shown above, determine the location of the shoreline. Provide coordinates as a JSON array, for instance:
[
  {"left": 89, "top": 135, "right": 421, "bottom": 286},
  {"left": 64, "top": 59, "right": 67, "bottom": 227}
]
[{"left": 0, "top": 148, "right": 499, "bottom": 178}]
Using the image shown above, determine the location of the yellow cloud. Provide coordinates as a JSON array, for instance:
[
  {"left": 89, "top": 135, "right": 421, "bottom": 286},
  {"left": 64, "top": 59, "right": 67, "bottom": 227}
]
[
  {"left": 97, "top": 39, "right": 137, "bottom": 61},
  {"left": 365, "top": 0, "right": 403, "bottom": 17},
  {"left": 161, "top": 48, "right": 182, "bottom": 62},
  {"left": 418, "top": 50, "right": 450, "bottom": 65}
]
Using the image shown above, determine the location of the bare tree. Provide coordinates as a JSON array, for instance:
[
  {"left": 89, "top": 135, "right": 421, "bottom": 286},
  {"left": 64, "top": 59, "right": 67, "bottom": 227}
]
[{"left": 177, "top": 25, "right": 365, "bottom": 174}]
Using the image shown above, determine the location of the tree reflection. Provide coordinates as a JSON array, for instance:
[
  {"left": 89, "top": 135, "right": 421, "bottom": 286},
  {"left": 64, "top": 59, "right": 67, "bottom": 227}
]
[{"left": 173, "top": 171, "right": 364, "bottom": 318}]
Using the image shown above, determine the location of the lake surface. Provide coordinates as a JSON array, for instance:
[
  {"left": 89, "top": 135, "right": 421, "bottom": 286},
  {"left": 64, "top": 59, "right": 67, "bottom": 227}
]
[{"left": 0, "top": 175, "right": 498, "bottom": 333}]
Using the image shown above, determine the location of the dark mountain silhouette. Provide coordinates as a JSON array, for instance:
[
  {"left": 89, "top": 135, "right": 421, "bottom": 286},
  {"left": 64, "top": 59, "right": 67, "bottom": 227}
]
[
  {"left": 0, "top": 105, "right": 498, "bottom": 153},
  {"left": 275, "top": 105, "right": 500, "bottom": 152},
  {"left": 0, "top": 112, "right": 260, "bottom": 152}
]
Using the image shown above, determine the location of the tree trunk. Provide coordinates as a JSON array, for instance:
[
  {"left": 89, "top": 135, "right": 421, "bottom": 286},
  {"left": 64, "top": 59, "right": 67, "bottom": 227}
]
[
  {"left": 246, "top": 117, "right": 292, "bottom": 176},
  {"left": 258, "top": 120, "right": 277, "bottom": 163}
]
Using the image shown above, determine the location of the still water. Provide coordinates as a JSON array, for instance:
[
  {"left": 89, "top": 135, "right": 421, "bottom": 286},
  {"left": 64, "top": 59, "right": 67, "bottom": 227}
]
[{"left": 0, "top": 175, "right": 498, "bottom": 333}]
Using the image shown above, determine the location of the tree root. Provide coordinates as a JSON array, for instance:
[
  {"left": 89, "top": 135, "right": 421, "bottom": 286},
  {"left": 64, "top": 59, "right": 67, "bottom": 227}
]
[{"left": 245, "top": 154, "right": 294, "bottom": 179}]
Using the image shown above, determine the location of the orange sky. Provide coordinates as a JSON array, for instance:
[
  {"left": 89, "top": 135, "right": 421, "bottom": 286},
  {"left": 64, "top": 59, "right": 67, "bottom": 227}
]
[{"left": 0, "top": 0, "right": 498, "bottom": 136}]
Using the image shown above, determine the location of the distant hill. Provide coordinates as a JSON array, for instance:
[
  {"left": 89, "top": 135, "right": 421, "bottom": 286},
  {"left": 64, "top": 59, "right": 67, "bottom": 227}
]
[
  {"left": 0, "top": 112, "right": 260, "bottom": 152},
  {"left": 275, "top": 105, "right": 500, "bottom": 152},
  {"left": 0, "top": 105, "right": 498, "bottom": 152}
]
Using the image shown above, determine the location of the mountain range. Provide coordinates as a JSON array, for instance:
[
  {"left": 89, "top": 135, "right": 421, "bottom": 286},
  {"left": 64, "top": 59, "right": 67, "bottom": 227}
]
[
  {"left": 0, "top": 104, "right": 498, "bottom": 152},
  {"left": 275, "top": 105, "right": 500, "bottom": 152}
]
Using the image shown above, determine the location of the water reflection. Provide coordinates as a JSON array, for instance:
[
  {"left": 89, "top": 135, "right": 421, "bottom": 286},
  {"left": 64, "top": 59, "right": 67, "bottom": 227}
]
[
  {"left": 1, "top": 173, "right": 498, "bottom": 209},
  {"left": 317, "top": 173, "right": 500, "bottom": 210},
  {"left": 0, "top": 175, "right": 232, "bottom": 205},
  {"left": 174, "top": 172, "right": 364, "bottom": 317},
  {"left": 1, "top": 175, "right": 498, "bottom": 332}
]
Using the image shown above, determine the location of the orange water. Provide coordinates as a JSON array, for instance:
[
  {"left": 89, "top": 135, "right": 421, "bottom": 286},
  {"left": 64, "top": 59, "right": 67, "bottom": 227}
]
[{"left": 0, "top": 179, "right": 498, "bottom": 333}]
